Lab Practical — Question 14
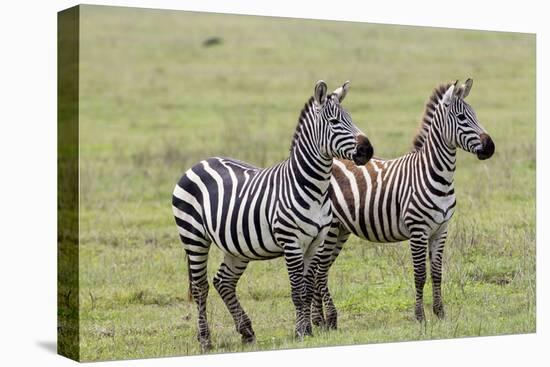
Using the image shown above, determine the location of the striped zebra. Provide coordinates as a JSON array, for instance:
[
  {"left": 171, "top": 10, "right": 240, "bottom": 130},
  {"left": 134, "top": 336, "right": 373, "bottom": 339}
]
[
  {"left": 311, "top": 79, "right": 495, "bottom": 328},
  {"left": 172, "top": 81, "right": 373, "bottom": 350}
]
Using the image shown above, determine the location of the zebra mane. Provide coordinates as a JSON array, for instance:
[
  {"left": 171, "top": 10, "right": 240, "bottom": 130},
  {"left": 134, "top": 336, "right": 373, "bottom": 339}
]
[
  {"left": 412, "top": 82, "right": 457, "bottom": 152},
  {"left": 290, "top": 97, "right": 316, "bottom": 151}
]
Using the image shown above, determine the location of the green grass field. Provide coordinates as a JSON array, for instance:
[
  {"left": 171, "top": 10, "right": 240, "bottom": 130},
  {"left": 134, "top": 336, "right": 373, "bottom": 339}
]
[{"left": 72, "top": 5, "right": 535, "bottom": 361}]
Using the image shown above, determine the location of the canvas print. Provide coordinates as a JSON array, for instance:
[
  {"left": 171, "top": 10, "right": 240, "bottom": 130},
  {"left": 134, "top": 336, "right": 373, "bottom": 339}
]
[{"left": 58, "top": 5, "right": 536, "bottom": 362}]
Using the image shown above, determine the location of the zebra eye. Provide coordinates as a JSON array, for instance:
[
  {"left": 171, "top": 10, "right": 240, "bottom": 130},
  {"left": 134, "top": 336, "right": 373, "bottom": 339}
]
[
  {"left": 329, "top": 118, "right": 340, "bottom": 124},
  {"left": 457, "top": 113, "right": 466, "bottom": 121}
]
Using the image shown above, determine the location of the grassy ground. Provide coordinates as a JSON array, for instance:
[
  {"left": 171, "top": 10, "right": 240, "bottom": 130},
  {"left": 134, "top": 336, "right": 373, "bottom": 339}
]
[{"left": 74, "top": 5, "right": 535, "bottom": 361}]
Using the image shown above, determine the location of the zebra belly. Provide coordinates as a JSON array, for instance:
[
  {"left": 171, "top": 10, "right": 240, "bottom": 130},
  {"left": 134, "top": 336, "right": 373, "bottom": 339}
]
[
  {"left": 201, "top": 190, "right": 285, "bottom": 260},
  {"left": 209, "top": 232, "right": 283, "bottom": 260},
  {"left": 415, "top": 204, "right": 455, "bottom": 235},
  {"left": 403, "top": 193, "right": 456, "bottom": 236},
  {"left": 348, "top": 214, "right": 410, "bottom": 243},
  {"left": 211, "top": 190, "right": 284, "bottom": 260}
]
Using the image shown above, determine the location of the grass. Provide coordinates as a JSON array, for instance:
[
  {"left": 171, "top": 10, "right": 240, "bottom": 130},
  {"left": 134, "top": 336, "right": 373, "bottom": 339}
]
[{"left": 70, "top": 5, "right": 536, "bottom": 361}]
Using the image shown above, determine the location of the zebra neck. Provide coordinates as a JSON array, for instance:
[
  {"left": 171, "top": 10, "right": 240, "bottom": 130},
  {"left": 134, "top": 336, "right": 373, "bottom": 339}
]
[
  {"left": 289, "top": 136, "right": 333, "bottom": 203},
  {"left": 420, "top": 115, "right": 457, "bottom": 187}
]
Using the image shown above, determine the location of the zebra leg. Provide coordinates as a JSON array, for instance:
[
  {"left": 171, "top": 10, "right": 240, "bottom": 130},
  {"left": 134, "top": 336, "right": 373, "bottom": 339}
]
[
  {"left": 313, "top": 223, "right": 350, "bottom": 329},
  {"left": 213, "top": 255, "right": 256, "bottom": 344},
  {"left": 303, "top": 254, "right": 320, "bottom": 332},
  {"left": 429, "top": 227, "right": 448, "bottom": 319},
  {"left": 296, "top": 228, "right": 331, "bottom": 336},
  {"left": 283, "top": 243, "right": 312, "bottom": 339},
  {"left": 324, "top": 232, "right": 348, "bottom": 329},
  {"left": 310, "top": 225, "right": 337, "bottom": 328},
  {"left": 311, "top": 255, "right": 328, "bottom": 327},
  {"left": 173, "top": 192, "right": 214, "bottom": 351},
  {"left": 186, "top": 247, "right": 213, "bottom": 352},
  {"left": 409, "top": 232, "right": 429, "bottom": 322}
]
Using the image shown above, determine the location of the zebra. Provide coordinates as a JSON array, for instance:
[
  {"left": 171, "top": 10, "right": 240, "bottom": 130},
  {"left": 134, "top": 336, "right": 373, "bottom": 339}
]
[
  {"left": 311, "top": 79, "right": 495, "bottom": 329},
  {"left": 172, "top": 80, "right": 373, "bottom": 351}
]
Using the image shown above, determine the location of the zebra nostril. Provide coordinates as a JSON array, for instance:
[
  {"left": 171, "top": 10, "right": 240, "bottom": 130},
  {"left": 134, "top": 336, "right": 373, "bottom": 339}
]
[
  {"left": 365, "top": 144, "right": 374, "bottom": 160},
  {"left": 353, "top": 136, "right": 374, "bottom": 165},
  {"left": 357, "top": 143, "right": 373, "bottom": 158},
  {"left": 477, "top": 134, "right": 495, "bottom": 160}
]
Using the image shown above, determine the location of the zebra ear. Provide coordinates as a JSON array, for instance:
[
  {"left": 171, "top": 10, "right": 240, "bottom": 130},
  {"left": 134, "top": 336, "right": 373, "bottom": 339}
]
[
  {"left": 462, "top": 78, "right": 473, "bottom": 98},
  {"left": 314, "top": 80, "right": 328, "bottom": 106},
  {"left": 333, "top": 81, "right": 350, "bottom": 103},
  {"left": 442, "top": 84, "right": 455, "bottom": 106}
]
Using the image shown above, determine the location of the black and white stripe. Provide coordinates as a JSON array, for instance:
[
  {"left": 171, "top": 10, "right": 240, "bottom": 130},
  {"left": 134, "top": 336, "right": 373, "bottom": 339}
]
[
  {"left": 172, "top": 80, "right": 373, "bottom": 350},
  {"left": 312, "top": 79, "right": 495, "bottom": 328}
]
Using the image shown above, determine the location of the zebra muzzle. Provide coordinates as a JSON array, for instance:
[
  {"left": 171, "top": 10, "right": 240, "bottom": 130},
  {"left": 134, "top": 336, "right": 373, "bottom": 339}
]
[
  {"left": 353, "top": 135, "right": 373, "bottom": 165},
  {"left": 476, "top": 133, "right": 495, "bottom": 160}
]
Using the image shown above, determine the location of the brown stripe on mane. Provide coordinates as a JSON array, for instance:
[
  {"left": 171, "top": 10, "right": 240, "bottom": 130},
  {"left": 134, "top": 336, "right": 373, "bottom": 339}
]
[{"left": 411, "top": 82, "right": 459, "bottom": 152}]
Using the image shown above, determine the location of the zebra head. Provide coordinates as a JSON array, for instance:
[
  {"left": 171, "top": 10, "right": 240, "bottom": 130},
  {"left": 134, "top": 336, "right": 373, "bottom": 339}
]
[
  {"left": 313, "top": 80, "right": 373, "bottom": 165},
  {"left": 442, "top": 79, "right": 495, "bottom": 160}
]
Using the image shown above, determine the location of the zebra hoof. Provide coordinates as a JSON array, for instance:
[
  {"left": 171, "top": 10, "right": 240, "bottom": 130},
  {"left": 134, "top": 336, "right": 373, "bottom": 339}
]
[
  {"left": 325, "top": 312, "right": 338, "bottom": 330},
  {"left": 295, "top": 325, "right": 313, "bottom": 339},
  {"left": 312, "top": 316, "right": 326, "bottom": 328},
  {"left": 294, "top": 332, "right": 313, "bottom": 340},
  {"left": 241, "top": 333, "right": 256, "bottom": 344},
  {"left": 433, "top": 304, "right": 445, "bottom": 319},
  {"left": 415, "top": 306, "right": 426, "bottom": 322},
  {"left": 305, "top": 322, "right": 313, "bottom": 336},
  {"left": 295, "top": 330, "right": 313, "bottom": 338},
  {"left": 200, "top": 340, "right": 213, "bottom": 353}
]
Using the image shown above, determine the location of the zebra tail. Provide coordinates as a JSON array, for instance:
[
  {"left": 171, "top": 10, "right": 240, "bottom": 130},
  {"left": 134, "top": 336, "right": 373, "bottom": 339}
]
[{"left": 186, "top": 253, "right": 193, "bottom": 302}]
